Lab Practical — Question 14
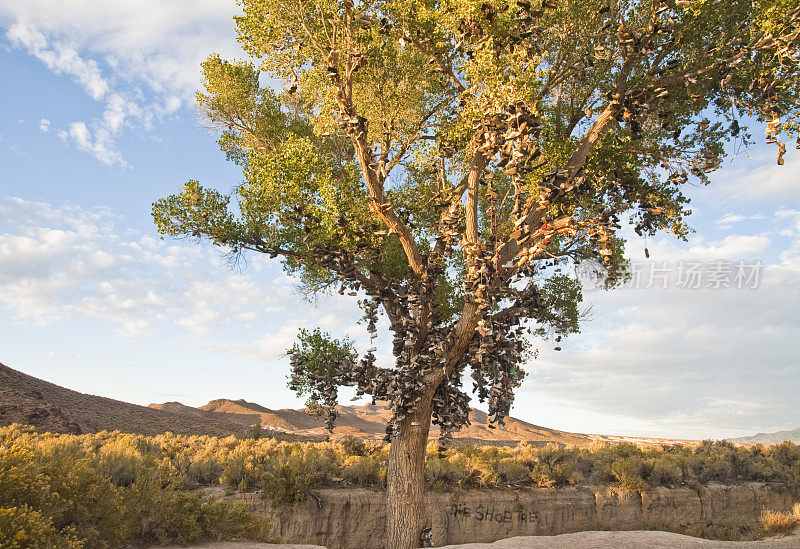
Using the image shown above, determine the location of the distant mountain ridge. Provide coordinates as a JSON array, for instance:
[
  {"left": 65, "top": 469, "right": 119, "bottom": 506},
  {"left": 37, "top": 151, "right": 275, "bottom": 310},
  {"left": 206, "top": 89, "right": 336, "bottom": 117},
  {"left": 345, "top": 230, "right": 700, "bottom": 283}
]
[
  {"left": 731, "top": 428, "right": 800, "bottom": 444},
  {"left": 1, "top": 362, "right": 693, "bottom": 446},
  {"left": 151, "top": 397, "right": 689, "bottom": 447},
  {"left": 161, "top": 396, "right": 595, "bottom": 443}
]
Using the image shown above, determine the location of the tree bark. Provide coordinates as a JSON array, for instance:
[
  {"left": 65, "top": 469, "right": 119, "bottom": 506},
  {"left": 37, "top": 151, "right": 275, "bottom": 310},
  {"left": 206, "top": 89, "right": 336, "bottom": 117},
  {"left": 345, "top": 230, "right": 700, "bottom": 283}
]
[{"left": 386, "top": 399, "right": 433, "bottom": 549}]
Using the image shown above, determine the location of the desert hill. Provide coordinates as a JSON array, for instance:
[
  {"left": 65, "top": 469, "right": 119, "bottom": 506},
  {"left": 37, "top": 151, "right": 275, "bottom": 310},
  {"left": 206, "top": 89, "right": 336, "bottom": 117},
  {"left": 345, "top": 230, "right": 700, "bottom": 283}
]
[
  {"left": 153, "top": 397, "right": 687, "bottom": 447},
  {"left": 731, "top": 427, "right": 800, "bottom": 444},
  {"left": 167, "top": 396, "right": 593, "bottom": 444},
  {"left": 0, "top": 362, "right": 247, "bottom": 437}
]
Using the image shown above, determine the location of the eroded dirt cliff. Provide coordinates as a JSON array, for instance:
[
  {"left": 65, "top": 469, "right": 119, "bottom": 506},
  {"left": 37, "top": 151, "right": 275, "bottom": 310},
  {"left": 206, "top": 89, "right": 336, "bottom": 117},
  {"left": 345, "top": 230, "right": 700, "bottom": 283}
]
[{"left": 226, "top": 483, "right": 794, "bottom": 548}]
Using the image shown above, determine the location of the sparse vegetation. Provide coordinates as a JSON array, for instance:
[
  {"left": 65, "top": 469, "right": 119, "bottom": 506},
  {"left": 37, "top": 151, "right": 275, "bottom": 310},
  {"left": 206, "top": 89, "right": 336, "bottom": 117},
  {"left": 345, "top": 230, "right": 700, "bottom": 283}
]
[
  {"left": 3, "top": 425, "right": 799, "bottom": 544},
  {"left": 0, "top": 425, "right": 274, "bottom": 547}
]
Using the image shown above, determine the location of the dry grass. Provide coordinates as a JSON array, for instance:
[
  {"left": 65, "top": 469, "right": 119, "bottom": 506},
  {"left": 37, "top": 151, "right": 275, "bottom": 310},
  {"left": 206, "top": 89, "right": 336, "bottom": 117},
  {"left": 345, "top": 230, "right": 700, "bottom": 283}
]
[{"left": 759, "top": 504, "right": 800, "bottom": 536}]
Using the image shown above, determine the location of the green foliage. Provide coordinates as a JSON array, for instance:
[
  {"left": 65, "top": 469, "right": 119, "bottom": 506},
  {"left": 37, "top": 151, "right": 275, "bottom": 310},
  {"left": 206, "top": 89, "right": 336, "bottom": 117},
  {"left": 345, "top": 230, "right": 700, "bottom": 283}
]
[
  {"left": 168, "top": 0, "right": 800, "bottom": 279},
  {"left": 611, "top": 456, "right": 650, "bottom": 492},
  {"left": 341, "top": 451, "right": 388, "bottom": 487},
  {"left": 260, "top": 464, "right": 319, "bottom": 505},
  {"left": 538, "top": 275, "right": 583, "bottom": 335},
  {"left": 152, "top": 179, "right": 247, "bottom": 260},
  {"left": 288, "top": 328, "right": 357, "bottom": 398},
  {"left": 425, "top": 455, "right": 472, "bottom": 489},
  {"left": 123, "top": 478, "right": 272, "bottom": 544},
  {"left": 185, "top": 458, "right": 224, "bottom": 489},
  {"left": 221, "top": 451, "right": 261, "bottom": 492},
  {"left": 528, "top": 443, "right": 578, "bottom": 487},
  {"left": 259, "top": 443, "right": 340, "bottom": 504},
  {"left": 287, "top": 328, "right": 357, "bottom": 424},
  {"left": 198, "top": 54, "right": 287, "bottom": 165}
]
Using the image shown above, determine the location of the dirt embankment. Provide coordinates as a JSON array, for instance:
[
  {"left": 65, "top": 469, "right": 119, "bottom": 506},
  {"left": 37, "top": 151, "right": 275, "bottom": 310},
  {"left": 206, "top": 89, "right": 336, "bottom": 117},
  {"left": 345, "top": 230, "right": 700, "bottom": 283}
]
[{"left": 217, "top": 483, "right": 794, "bottom": 548}]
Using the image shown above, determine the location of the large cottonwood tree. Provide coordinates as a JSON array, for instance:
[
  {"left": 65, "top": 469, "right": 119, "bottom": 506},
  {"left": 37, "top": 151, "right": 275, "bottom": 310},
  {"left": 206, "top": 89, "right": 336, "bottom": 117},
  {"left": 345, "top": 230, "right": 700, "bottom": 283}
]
[{"left": 153, "top": 0, "right": 799, "bottom": 546}]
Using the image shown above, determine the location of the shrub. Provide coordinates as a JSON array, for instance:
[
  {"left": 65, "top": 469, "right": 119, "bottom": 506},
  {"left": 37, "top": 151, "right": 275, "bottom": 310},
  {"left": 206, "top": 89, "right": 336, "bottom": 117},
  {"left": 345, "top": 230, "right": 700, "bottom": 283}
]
[
  {"left": 257, "top": 443, "right": 339, "bottom": 504},
  {"left": 611, "top": 456, "right": 648, "bottom": 492},
  {"left": 647, "top": 455, "right": 683, "bottom": 486},
  {"left": 3, "top": 424, "right": 800, "bottom": 544},
  {"left": 97, "top": 447, "right": 140, "bottom": 487},
  {"left": 0, "top": 426, "right": 274, "bottom": 547},
  {"left": 123, "top": 478, "right": 274, "bottom": 544},
  {"left": 185, "top": 458, "right": 224, "bottom": 488},
  {"left": 496, "top": 458, "right": 530, "bottom": 484},
  {"left": 198, "top": 498, "right": 275, "bottom": 541},
  {"left": 7, "top": 440, "right": 127, "bottom": 546},
  {"left": 248, "top": 424, "right": 263, "bottom": 439},
  {"left": 0, "top": 447, "right": 60, "bottom": 514},
  {"left": 341, "top": 454, "right": 385, "bottom": 486},
  {"left": 530, "top": 444, "right": 577, "bottom": 488},
  {"left": 0, "top": 506, "right": 83, "bottom": 549},
  {"left": 339, "top": 435, "right": 368, "bottom": 457},
  {"left": 425, "top": 456, "right": 470, "bottom": 488},
  {"left": 260, "top": 464, "right": 316, "bottom": 504},
  {"left": 221, "top": 452, "right": 259, "bottom": 492},
  {"left": 123, "top": 481, "right": 204, "bottom": 544},
  {"left": 759, "top": 508, "right": 798, "bottom": 536}
]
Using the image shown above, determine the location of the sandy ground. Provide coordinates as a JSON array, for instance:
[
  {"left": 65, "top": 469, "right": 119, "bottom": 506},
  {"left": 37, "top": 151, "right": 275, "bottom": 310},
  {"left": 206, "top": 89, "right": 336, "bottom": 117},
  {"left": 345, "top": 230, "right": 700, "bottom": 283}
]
[
  {"left": 437, "top": 530, "right": 800, "bottom": 548},
  {"left": 174, "top": 529, "right": 800, "bottom": 549}
]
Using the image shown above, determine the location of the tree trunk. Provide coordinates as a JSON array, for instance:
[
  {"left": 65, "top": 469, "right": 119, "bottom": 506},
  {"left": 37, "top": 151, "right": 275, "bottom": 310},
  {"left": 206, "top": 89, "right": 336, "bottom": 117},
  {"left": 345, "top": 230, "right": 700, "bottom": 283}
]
[{"left": 386, "top": 399, "right": 433, "bottom": 549}]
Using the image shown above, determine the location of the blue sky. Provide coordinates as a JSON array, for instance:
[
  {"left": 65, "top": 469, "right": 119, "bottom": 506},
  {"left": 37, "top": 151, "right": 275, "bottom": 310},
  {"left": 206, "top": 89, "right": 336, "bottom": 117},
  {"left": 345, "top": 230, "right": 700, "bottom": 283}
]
[{"left": 1, "top": 0, "right": 798, "bottom": 440}]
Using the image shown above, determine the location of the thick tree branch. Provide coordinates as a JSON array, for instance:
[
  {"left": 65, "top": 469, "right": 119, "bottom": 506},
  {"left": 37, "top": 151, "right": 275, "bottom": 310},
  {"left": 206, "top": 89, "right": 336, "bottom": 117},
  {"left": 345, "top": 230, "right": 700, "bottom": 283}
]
[
  {"left": 464, "top": 153, "right": 488, "bottom": 254},
  {"left": 328, "top": 65, "right": 427, "bottom": 278}
]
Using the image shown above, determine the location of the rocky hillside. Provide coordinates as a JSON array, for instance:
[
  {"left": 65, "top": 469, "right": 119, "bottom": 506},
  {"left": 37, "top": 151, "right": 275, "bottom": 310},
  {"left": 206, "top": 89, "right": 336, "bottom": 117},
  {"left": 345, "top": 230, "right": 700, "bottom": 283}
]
[{"left": 0, "top": 362, "right": 246, "bottom": 436}]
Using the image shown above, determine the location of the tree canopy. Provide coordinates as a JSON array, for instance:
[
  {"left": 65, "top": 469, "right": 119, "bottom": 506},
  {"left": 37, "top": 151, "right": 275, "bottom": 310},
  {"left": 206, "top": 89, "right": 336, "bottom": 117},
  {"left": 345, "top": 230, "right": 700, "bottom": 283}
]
[{"left": 154, "top": 0, "right": 799, "bottom": 440}]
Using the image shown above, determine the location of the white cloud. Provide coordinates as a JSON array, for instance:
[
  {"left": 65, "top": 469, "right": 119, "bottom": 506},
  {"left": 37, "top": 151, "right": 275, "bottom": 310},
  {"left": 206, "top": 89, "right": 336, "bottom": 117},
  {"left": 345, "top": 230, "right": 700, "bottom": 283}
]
[
  {"left": 1, "top": 2, "right": 244, "bottom": 165},
  {"left": 624, "top": 234, "right": 771, "bottom": 268},
  {"left": 205, "top": 323, "right": 304, "bottom": 362},
  {"left": 716, "top": 213, "right": 765, "bottom": 227},
  {"left": 6, "top": 22, "right": 109, "bottom": 100},
  {"left": 5, "top": 22, "right": 134, "bottom": 165},
  {"left": 0, "top": 198, "right": 270, "bottom": 334},
  {"left": 0, "top": 198, "right": 365, "bottom": 365},
  {"left": 38, "top": 118, "right": 50, "bottom": 132},
  {"left": 519, "top": 214, "right": 800, "bottom": 439},
  {"left": 776, "top": 210, "right": 800, "bottom": 237},
  {"left": 66, "top": 119, "right": 127, "bottom": 166},
  {"left": 713, "top": 150, "right": 800, "bottom": 201}
]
